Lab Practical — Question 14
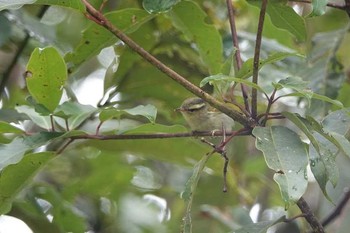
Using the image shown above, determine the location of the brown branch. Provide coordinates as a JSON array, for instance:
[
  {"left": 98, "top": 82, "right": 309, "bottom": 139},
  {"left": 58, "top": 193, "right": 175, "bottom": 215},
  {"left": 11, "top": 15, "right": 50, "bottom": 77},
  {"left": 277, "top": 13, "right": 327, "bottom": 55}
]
[
  {"left": 81, "top": 0, "right": 252, "bottom": 127},
  {"left": 226, "top": 0, "right": 250, "bottom": 113},
  {"left": 297, "top": 197, "right": 325, "bottom": 233},
  {"left": 251, "top": 0, "right": 268, "bottom": 119},
  {"left": 321, "top": 188, "right": 350, "bottom": 227}
]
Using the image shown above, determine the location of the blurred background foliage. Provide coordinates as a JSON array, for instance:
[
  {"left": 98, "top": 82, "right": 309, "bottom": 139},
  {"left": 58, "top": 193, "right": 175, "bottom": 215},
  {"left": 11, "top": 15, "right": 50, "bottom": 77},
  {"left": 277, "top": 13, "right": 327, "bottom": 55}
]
[{"left": 0, "top": 0, "right": 350, "bottom": 232}]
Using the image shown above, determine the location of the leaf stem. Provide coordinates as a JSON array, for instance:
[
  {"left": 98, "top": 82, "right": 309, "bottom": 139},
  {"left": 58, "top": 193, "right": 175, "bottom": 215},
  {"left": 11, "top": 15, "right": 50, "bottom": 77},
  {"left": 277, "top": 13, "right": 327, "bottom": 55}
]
[
  {"left": 81, "top": 0, "right": 252, "bottom": 126},
  {"left": 251, "top": 0, "right": 268, "bottom": 119}
]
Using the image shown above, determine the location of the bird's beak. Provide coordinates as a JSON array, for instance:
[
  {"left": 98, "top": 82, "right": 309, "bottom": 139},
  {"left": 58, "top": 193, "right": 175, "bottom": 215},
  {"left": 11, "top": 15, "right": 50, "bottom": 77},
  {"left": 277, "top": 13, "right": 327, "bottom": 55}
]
[{"left": 175, "top": 107, "right": 184, "bottom": 112}]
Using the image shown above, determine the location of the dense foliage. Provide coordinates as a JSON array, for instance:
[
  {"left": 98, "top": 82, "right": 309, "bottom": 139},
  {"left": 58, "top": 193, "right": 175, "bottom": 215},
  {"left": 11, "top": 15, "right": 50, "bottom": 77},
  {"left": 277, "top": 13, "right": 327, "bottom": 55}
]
[{"left": 0, "top": 0, "right": 350, "bottom": 232}]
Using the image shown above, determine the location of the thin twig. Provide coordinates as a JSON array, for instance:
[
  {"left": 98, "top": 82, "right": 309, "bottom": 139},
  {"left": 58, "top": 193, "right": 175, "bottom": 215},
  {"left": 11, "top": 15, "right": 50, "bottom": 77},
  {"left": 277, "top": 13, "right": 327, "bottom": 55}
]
[
  {"left": 81, "top": 0, "right": 252, "bottom": 127},
  {"left": 261, "top": 88, "right": 277, "bottom": 126},
  {"left": 251, "top": 0, "right": 268, "bottom": 119},
  {"left": 226, "top": 0, "right": 250, "bottom": 114},
  {"left": 297, "top": 197, "right": 325, "bottom": 233},
  {"left": 0, "top": 5, "right": 49, "bottom": 96},
  {"left": 321, "top": 188, "right": 350, "bottom": 227}
]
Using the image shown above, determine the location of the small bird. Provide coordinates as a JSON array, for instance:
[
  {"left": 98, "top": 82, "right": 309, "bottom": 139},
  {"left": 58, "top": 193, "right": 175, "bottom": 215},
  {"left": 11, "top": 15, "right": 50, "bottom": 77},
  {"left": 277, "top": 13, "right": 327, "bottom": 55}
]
[{"left": 176, "top": 97, "right": 235, "bottom": 132}]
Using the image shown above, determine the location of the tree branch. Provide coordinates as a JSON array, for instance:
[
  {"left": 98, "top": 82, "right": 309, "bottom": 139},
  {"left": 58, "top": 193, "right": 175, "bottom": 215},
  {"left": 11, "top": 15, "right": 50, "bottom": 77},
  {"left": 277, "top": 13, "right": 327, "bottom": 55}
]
[
  {"left": 226, "top": 0, "right": 250, "bottom": 113},
  {"left": 251, "top": 0, "right": 268, "bottom": 119},
  {"left": 81, "top": 0, "right": 252, "bottom": 127},
  {"left": 297, "top": 197, "right": 325, "bottom": 233}
]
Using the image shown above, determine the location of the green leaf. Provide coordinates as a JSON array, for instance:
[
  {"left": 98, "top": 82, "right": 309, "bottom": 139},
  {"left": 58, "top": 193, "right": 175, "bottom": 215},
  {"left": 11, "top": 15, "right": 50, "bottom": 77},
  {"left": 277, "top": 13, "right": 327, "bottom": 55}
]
[
  {"left": 273, "top": 76, "right": 309, "bottom": 91},
  {"left": 143, "top": 0, "right": 180, "bottom": 13},
  {"left": 233, "top": 216, "right": 286, "bottom": 233},
  {"left": 247, "top": 0, "right": 306, "bottom": 41},
  {"left": 166, "top": 0, "right": 222, "bottom": 74},
  {"left": 236, "top": 52, "right": 303, "bottom": 80},
  {"left": 55, "top": 102, "right": 96, "bottom": 130},
  {"left": 0, "top": 0, "right": 35, "bottom": 11},
  {"left": 35, "top": 0, "right": 85, "bottom": 11},
  {"left": 282, "top": 112, "right": 321, "bottom": 153},
  {"left": 16, "top": 105, "right": 51, "bottom": 130},
  {"left": 99, "top": 105, "right": 157, "bottom": 123},
  {"left": 26, "top": 47, "right": 67, "bottom": 112},
  {"left": 282, "top": 92, "right": 343, "bottom": 108},
  {"left": 253, "top": 126, "right": 308, "bottom": 206},
  {"left": 200, "top": 74, "right": 266, "bottom": 93},
  {"left": 310, "top": 0, "right": 327, "bottom": 16},
  {"left": 181, "top": 154, "right": 211, "bottom": 233},
  {"left": 65, "top": 9, "right": 154, "bottom": 70},
  {"left": 0, "top": 152, "right": 54, "bottom": 214},
  {"left": 0, "top": 137, "right": 30, "bottom": 171},
  {"left": 0, "top": 121, "right": 24, "bottom": 134}
]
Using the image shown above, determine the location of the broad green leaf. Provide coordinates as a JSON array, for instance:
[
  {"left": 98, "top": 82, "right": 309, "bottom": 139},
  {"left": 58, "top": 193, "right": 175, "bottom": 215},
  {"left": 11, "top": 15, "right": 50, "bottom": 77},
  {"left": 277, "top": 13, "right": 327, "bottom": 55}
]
[
  {"left": 55, "top": 102, "right": 96, "bottom": 130},
  {"left": 99, "top": 105, "right": 157, "bottom": 123},
  {"left": 247, "top": 0, "right": 306, "bottom": 41},
  {"left": 0, "top": 137, "right": 30, "bottom": 171},
  {"left": 166, "top": 0, "right": 222, "bottom": 74},
  {"left": 322, "top": 109, "right": 350, "bottom": 135},
  {"left": 233, "top": 216, "right": 286, "bottom": 233},
  {"left": 0, "top": 121, "right": 23, "bottom": 134},
  {"left": 282, "top": 112, "right": 321, "bottom": 154},
  {"left": 330, "top": 132, "right": 350, "bottom": 158},
  {"left": 280, "top": 92, "right": 343, "bottom": 108},
  {"left": 200, "top": 74, "right": 266, "bottom": 93},
  {"left": 181, "top": 154, "right": 211, "bottom": 233},
  {"left": 301, "top": 29, "right": 347, "bottom": 115},
  {"left": 309, "top": 142, "right": 338, "bottom": 195},
  {"left": 16, "top": 105, "right": 51, "bottom": 129},
  {"left": 253, "top": 126, "right": 308, "bottom": 206},
  {"left": 35, "top": 0, "right": 85, "bottom": 11},
  {"left": 23, "top": 132, "right": 63, "bottom": 148},
  {"left": 282, "top": 112, "right": 338, "bottom": 199},
  {"left": 273, "top": 76, "right": 309, "bottom": 91},
  {"left": 0, "top": 152, "right": 54, "bottom": 214},
  {"left": 0, "top": 0, "right": 35, "bottom": 11},
  {"left": 310, "top": 0, "right": 327, "bottom": 16},
  {"left": 143, "top": 0, "right": 180, "bottom": 13},
  {"left": 26, "top": 95, "right": 51, "bottom": 116},
  {"left": 26, "top": 47, "right": 67, "bottom": 112},
  {"left": 65, "top": 9, "right": 154, "bottom": 70},
  {"left": 236, "top": 52, "right": 303, "bottom": 80}
]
